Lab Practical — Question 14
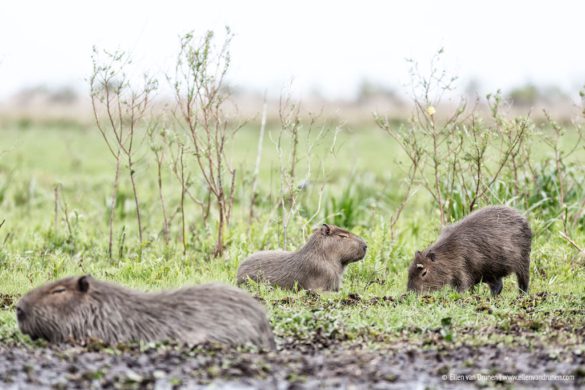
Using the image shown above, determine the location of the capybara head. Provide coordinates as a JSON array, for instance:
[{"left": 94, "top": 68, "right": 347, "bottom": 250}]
[
  {"left": 407, "top": 250, "right": 452, "bottom": 293},
  {"left": 16, "top": 275, "right": 93, "bottom": 342},
  {"left": 313, "top": 224, "right": 367, "bottom": 264}
]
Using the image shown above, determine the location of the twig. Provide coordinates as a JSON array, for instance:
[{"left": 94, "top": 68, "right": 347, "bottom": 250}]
[
  {"left": 559, "top": 231, "right": 583, "bottom": 252},
  {"left": 53, "top": 185, "right": 60, "bottom": 233},
  {"left": 249, "top": 99, "right": 268, "bottom": 222}
]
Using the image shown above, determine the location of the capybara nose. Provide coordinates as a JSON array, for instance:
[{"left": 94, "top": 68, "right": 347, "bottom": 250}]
[
  {"left": 362, "top": 243, "right": 368, "bottom": 252},
  {"left": 16, "top": 306, "right": 25, "bottom": 321}
]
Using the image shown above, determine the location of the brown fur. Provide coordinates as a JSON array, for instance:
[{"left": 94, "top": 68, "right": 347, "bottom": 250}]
[
  {"left": 16, "top": 276, "right": 275, "bottom": 349},
  {"left": 407, "top": 206, "right": 532, "bottom": 295},
  {"left": 237, "top": 224, "right": 367, "bottom": 291}
]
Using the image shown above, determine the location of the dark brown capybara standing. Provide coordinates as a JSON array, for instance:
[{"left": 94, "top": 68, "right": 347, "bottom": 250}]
[
  {"left": 16, "top": 275, "right": 275, "bottom": 349},
  {"left": 237, "top": 224, "right": 367, "bottom": 291},
  {"left": 407, "top": 206, "right": 532, "bottom": 295}
]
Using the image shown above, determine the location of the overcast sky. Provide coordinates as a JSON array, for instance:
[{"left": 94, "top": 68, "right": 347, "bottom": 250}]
[{"left": 1, "top": 0, "right": 584, "bottom": 99}]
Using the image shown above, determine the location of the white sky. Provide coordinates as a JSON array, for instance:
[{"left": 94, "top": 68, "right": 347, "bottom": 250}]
[{"left": 1, "top": 0, "right": 584, "bottom": 99}]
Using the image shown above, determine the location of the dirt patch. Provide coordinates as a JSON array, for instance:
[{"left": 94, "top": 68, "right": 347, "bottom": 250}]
[
  {"left": 1, "top": 290, "right": 583, "bottom": 388},
  {"left": 0, "top": 294, "right": 16, "bottom": 310},
  {"left": 0, "top": 341, "right": 582, "bottom": 389}
]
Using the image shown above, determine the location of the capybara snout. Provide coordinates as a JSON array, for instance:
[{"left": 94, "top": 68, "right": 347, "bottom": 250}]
[
  {"left": 16, "top": 276, "right": 88, "bottom": 342},
  {"left": 334, "top": 229, "right": 368, "bottom": 264},
  {"left": 317, "top": 223, "right": 367, "bottom": 264},
  {"left": 407, "top": 250, "right": 450, "bottom": 293}
]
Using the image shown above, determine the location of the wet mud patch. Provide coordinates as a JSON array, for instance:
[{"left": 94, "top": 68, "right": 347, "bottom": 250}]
[
  {"left": 0, "top": 294, "right": 16, "bottom": 310},
  {"left": 0, "top": 341, "right": 582, "bottom": 389},
  {"left": 1, "top": 290, "right": 582, "bottom": 388}
]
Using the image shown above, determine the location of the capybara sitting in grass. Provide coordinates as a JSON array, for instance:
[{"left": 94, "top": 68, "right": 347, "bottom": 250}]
[
  {"left": 16, "top": 275, "right": 275, "bottom": 349},
  {"left": 407, "top": 206, "right": 531, "bottom": 295},
  {"left": 237, "top": 224, "right": 367, "bottom": 291}
]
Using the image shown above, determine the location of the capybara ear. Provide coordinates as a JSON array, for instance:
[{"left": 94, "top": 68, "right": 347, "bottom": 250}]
[
  {"left": 427, "top": 251, "right": 436, "bottom": 261},
  {"left": 321, "top": 224, "right": 332, "bottom": 236},
  {"left": 77, "top": 275, "right": 92, "bottom": 293}
]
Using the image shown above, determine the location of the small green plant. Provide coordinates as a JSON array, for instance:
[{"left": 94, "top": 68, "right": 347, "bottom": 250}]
[{"left": 324, "top": 186, "right": 357, "bottom": 228}]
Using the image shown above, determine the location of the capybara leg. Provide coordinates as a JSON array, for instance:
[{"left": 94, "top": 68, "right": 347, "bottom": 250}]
[
  {"left": 516, "top": 268, "right": 529, "bottom": 293},
  {"left": 454, "top": 273, "right": 473, "bottom": 293},
  {"left": 488, "top": 279, "right": 503, "bottom": 296}
]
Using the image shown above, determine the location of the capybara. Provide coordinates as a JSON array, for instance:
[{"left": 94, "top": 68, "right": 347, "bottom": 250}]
[
  {"left": 237, "top": 224, "right": 367, "bottom": 291},
  {"left": 16, "top": 275, "right": 275, "bottom": 349},
  {"left": 407, "top": 206, "right": 531, "bottom": 295}
]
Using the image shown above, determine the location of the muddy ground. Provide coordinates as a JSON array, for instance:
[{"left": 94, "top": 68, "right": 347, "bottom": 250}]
[
  {"left": 1, "top": 293, "right": 583, "bottom": 388},
  {"left": 0, "top": 337, "right": 583, "bottom": 389}
]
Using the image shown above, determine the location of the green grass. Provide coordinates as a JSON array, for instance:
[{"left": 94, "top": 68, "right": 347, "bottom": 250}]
[{"left": 0, "top": 123, "right": 584, "bottom": 348}]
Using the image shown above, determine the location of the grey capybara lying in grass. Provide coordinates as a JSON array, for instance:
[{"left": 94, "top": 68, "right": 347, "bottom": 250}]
[{"left": 16, "top": 275, "right": 275, "bottom": 349}]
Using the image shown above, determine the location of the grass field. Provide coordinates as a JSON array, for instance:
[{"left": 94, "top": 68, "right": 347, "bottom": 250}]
[{"left": 0, "top": 119, "right": 584, "bottom": 387}]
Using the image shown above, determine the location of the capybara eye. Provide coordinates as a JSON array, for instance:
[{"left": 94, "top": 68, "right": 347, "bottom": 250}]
[
  {"left": 421, "top": 269, "right": 428, "bottom": 278},
  {"left": 51, "top": 287, "right": 66, "bottom": 294}
]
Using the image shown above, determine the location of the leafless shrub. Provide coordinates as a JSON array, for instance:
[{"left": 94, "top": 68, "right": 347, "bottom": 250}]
[
  {"left": 272, "top": 88, "right": 340, "bottom": 248},
  {"left": 462, "top": 94, "right": 529, "bottom": 212},
  {"left": 376, "top": 50, "right": 528, "bottom": 226},
  {"left": 375, "top": 118, "right": 423, "bottom": 240},
  {"left": 540, "top": 92, "right": 585, "bottom": 235},
  {"left": 170, "top": 29, "right": 240, "bottom": 257},
  {"left": 575, "top": 86, "right": 585, "bottom": 227},
  {"left": 52, "top": 183, "right": 73, "bottom": 239},
  {"left": 249, "top": 100, "right": 268, "bottom": 223},
  {"left": 164, "top": 131, "right": 191, "bottom": 254},
  {"left": 89, "top": 48, "right": 158, "bottom": 258},
  {"left": 147, "top": 121, "right": 170, "bottom": 243}
]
